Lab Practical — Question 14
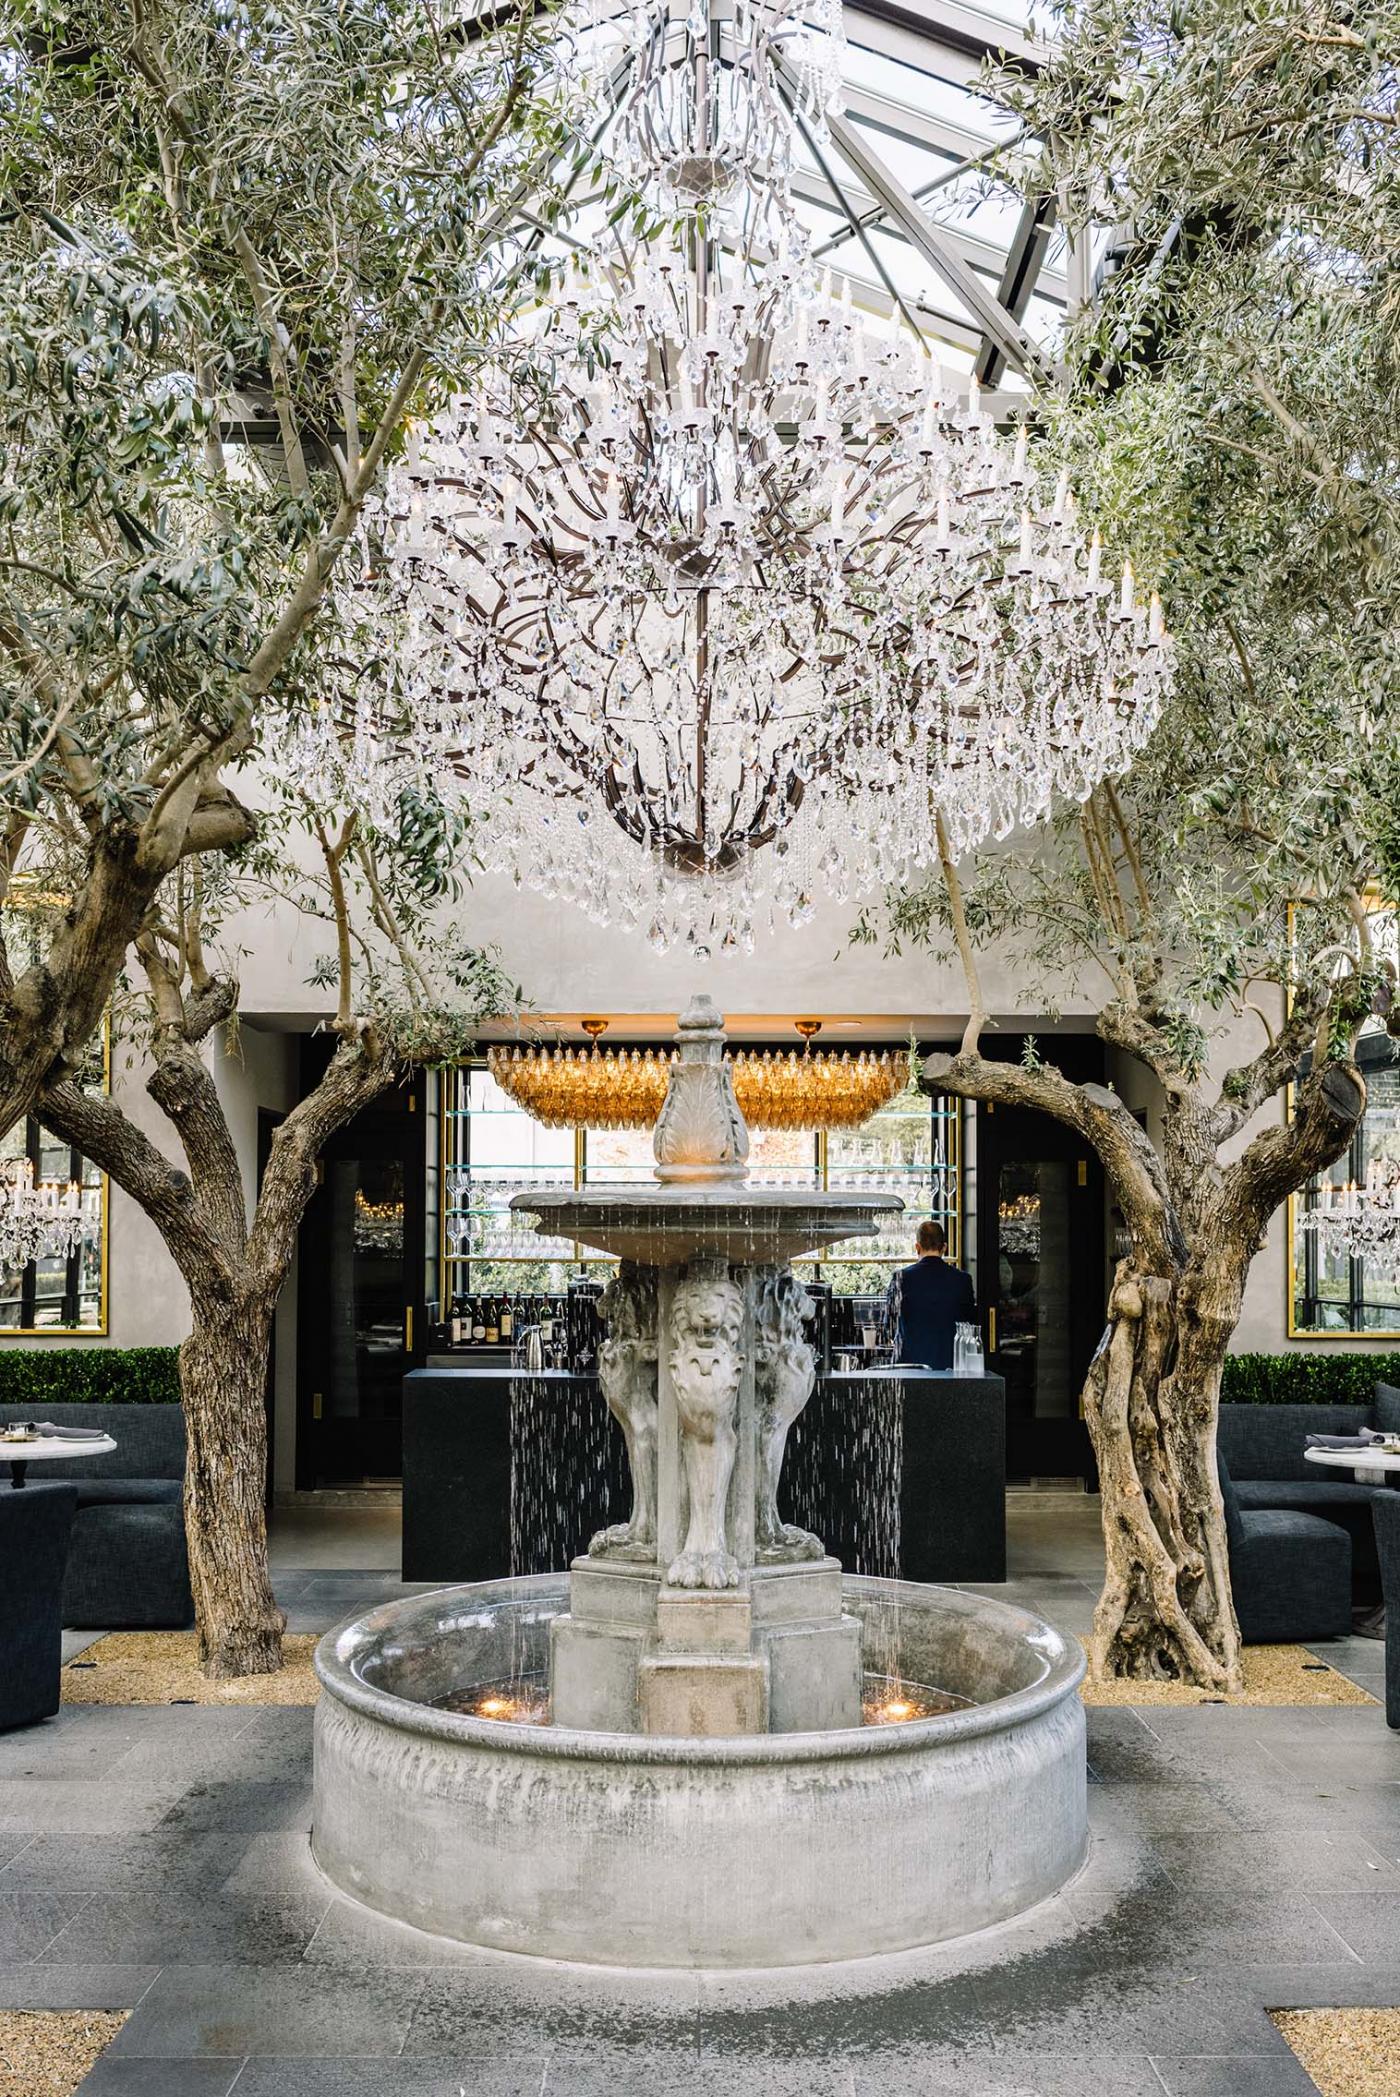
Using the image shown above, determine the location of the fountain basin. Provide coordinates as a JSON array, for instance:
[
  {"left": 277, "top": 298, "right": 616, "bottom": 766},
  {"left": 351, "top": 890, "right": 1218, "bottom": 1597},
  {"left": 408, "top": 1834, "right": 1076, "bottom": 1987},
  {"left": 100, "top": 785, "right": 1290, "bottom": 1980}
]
[{"left": 312, "top": 1574, "right": 1087, "bottom": 1968}]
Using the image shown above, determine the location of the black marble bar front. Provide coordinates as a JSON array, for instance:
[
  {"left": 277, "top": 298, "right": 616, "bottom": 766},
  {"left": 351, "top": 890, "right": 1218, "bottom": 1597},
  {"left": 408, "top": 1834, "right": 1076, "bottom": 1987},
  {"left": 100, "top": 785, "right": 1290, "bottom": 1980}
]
[{"left": 401, "top": 1366, "right": 1005, "bottom": 1586}]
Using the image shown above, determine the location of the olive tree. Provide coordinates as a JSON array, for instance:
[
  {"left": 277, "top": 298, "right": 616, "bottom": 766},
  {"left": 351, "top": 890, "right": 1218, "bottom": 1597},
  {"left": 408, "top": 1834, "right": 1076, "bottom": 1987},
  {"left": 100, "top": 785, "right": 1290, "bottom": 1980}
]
[
  {"left": 872, "top": 0, "right": 1400, "bottom": 1688},
  {"left": 38, "top": 759, "right": 516, "bottom": 1677},
  {"left": 0, "top": 0, "right": 568, "bottom": 1134}
]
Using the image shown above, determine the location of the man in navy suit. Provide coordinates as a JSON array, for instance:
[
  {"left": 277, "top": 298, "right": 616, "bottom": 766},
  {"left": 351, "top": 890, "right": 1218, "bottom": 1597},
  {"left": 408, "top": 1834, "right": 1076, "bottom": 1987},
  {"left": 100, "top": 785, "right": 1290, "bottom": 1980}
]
[{"left": 885, "top": 1219, "right": 977, "bottom": 1370}]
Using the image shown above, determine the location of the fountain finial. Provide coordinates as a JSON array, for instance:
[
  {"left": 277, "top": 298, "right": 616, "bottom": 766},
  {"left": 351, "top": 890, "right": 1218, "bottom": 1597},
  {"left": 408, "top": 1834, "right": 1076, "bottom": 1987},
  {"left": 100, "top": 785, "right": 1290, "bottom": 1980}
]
[{"left": 653, "top": 994, "right": 750, "bottom": 1185}]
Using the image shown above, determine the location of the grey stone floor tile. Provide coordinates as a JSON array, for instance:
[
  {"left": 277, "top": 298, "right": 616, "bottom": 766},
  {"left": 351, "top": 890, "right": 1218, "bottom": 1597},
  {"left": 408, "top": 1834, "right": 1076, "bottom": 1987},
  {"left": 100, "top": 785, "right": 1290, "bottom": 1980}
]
[
  {"left": 0, "top": 1776, "right": 184, "bottom": 1833},
  {"left": 233, "top": 2065, "right": 548, "bottom": 2096},
  {"left": 55, "top": 1707, "right": 262, "bottom": 1749},
  {"left": 304, "top": 1894, "right": 496, "bottom": 1967},
  {"left": 1085, "top": 1783, "right": 1243, "bottom": 1836},
  {"left": 1150, "top": 1829, "right": 1398, "bottom": 1895},
  {"left": 1265, "top": 1737, "right": 1400, "bottom": 1784},
  {"left": 406, "top": 1967, "right": 701, "bottom": 2059},
  {"left": 0, "top": 1834, "right": 31, "bottom": 1868},
  {"left": 549, "top": 2062, "right": 852, "bottom": 2096},
  {"left": 216, "top": 1830, "right": 325, "bottom": 1904},
  {"left": 75, "top": 2060, "right": 245, "bottom": 2096},
  {"left": 108, "top": 1964, "right": 428, "bottom": 2058},
  {"left": 852, "top": 2059, "right": 1164, "bottom": 2096},
  {"left": 0, "top": 1725, "right": 143, "bottom": 1782},
  {"left": 0, "top": 1960, "right": 159, "bottom": 2007},
  {"left": 1305, "top": 1889, "right": 1400, "bottom": 1963},
  {"left": 963, "top": 1973, "right": 1281, "bottom": 2057},
  {"left": 699, "top": 1980, "right": 996, "bottom": 2059},
  {"left": 1149, "top": 1892, "right": 1360, "bottom": 1967},
  {"left": 109, "top": 1726, "right": 311, "bottom": 1789},
  {"left": 61, "top": 1628, "right": 106, "bottom": 1663},
  {"left": 1229, "top": 1961, "right": 1400, "bottom": 2008},
  {"left": 0, "top": 1884, "right": 92, "bottom": 1959},
  {"left": 0, "top": 1830, "right": 255, "bottom": 1893},
  {"left": 157, "top": 1778, "right": 312, "bottom": 1832},
  {"left": 1151, "top": 2058, "right": 1320, "bottom": 2096},
  {"left": 39, "top": 1884, "right": 331, "bottom": 1966}
]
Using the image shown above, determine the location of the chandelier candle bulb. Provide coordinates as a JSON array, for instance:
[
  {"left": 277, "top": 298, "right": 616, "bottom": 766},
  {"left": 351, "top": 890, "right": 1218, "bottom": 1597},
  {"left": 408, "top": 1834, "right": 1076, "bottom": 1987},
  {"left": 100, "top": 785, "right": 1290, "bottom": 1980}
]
[
  {"left": 1120, "top": 558, "right": 1135, "bottom": 617},
  {"left": 1088, "top": 528, "right": 1102, "bottom": 588}
]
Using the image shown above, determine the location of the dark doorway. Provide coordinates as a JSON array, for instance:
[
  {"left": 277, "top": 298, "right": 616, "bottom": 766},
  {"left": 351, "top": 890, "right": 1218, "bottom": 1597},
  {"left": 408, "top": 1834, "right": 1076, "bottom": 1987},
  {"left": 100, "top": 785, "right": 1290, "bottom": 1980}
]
[
  {"left": 976, "top": 1046, "right": 1107, "bottom": 1480},
  {"left": 295, "top": 1056, "right": 425, "bottom": 1488}
]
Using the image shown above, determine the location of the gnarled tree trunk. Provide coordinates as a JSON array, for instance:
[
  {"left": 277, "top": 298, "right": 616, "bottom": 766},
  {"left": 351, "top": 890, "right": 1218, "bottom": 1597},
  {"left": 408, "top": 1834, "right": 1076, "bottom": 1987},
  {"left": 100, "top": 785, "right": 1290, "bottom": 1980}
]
[
  {"left": 181, "top": 1287, "right": 285, "bottom": 1676},
  {"left": 929, "top": 1046, "right": 1366, "bottom": 1690},
  {"left": 1084, "top": 1250, "right": 1247, "bottom": 1689}
]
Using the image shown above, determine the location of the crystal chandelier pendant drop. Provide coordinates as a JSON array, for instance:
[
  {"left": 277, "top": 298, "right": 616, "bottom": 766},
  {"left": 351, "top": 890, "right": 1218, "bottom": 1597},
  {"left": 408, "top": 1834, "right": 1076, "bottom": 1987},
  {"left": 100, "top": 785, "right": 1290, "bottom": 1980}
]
[{"left": 338, "top": 0, "right": 1172, "bottom": 952}]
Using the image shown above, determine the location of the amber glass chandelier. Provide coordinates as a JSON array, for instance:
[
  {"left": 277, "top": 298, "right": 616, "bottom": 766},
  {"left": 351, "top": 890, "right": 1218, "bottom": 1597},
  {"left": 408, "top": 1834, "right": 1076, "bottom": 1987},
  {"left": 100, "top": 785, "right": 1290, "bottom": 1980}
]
[{"left": 486, "top": 1019, "right": 905, "bottom": 1132}]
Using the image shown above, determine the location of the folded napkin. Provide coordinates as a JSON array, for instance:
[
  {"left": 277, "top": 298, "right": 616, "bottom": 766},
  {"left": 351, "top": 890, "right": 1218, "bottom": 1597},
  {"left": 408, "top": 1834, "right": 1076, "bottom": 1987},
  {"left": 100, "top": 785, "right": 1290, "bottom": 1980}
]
[
  {"left": 1306, "top": 1430, "right": 1385, "bottom": 1450},
  {"left": 30, "top": 1421, "right": 109, "bottom": 1441}
]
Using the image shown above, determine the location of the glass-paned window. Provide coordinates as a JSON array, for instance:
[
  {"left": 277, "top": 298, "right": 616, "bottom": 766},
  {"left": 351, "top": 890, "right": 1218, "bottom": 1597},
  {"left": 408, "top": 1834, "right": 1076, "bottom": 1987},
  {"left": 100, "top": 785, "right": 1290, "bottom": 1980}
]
[
  {"left": 444, "top": 1068, "right": 575, "bottom": 1293},
  {"left": 822, "top": 1088, "right": 957, "bottom": 1293},
  {"left": 436, "top": 1061, "right": 959, "bottom": 1298},
  {"left": 0, "top": 1116, "right": 106, "bottom": 1333}
]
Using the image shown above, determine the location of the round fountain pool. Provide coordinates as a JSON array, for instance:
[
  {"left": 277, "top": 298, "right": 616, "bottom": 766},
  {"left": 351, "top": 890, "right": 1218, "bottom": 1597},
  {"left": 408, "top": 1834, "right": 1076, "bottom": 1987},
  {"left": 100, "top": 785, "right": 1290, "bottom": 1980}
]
[{"left": 312, "top": 1574, "right": 1086, "bottom": 1968}]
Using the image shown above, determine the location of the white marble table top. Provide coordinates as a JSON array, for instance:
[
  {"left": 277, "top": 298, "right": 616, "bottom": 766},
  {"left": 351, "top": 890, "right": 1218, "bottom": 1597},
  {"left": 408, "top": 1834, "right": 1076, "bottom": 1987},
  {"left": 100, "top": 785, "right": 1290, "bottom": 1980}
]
[
  {"left": 1305, "top": 1443, "right": 1400, "bottom": 1482},
  {"left": 0, "top": 1434, "right": 117, "bottom": 1464}
]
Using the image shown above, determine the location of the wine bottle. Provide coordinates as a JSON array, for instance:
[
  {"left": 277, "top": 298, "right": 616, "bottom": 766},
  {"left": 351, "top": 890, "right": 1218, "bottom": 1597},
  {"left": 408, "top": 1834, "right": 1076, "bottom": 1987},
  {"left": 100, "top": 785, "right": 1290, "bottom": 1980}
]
[
  {"left": 450, "top": 1295, "right": 464, "bottom": 1347},
  {"left": 485, "top": 1297, "right": 500, "bottom": 1345},
  {"left": 471, "top": 1298, "right": 486, "bottom": 1344},
  {"left": 499, "top": 1295, "right": 514, "bottom": 1342}
]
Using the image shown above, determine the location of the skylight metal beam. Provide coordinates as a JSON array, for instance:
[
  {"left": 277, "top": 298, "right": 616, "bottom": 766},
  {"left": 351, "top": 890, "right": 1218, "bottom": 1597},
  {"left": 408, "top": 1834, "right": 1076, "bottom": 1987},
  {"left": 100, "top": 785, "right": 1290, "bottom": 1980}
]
[{"left": 773, "top": 52, "right": 1059, "bottom": 387}]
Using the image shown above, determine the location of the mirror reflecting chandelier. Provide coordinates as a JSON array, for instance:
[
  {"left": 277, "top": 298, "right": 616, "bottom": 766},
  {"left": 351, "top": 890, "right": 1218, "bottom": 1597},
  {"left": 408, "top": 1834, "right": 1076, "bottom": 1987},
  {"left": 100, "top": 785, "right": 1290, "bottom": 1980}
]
[
  {"left": 0, "top": 1159, "right": 83, "bottom": 1272},
  {"left": 1298, "top": 1165, "right": 1400, "bottom": 1280},
  {"left": 319, "top": 0, "right": 1172, "bottom": 951}
]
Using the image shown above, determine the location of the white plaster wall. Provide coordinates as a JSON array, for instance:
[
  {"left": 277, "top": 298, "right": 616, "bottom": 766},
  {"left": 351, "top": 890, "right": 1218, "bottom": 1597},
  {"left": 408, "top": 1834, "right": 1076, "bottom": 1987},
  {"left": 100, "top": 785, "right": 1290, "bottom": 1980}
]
[{"left": 225, "top": 868, "right": 1106, "bottom": 1034}]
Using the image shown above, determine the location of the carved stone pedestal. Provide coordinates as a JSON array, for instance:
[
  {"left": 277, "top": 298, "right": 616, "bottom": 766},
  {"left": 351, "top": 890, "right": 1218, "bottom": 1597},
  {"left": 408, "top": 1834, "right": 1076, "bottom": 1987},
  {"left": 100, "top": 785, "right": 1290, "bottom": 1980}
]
[
  {"left": 517, "top": 994, "right": 903, "bottom": 1741},
  {"left": 549, "top": 1554, "right": 861, "bottom": 1737}
]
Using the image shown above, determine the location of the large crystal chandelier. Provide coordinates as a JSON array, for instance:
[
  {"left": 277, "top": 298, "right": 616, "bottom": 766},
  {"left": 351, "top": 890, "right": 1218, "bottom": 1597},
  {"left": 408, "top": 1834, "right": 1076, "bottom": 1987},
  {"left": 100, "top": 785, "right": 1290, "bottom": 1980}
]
[{"left": 329, "top": 0, "right": 1172, "bottom": 951}]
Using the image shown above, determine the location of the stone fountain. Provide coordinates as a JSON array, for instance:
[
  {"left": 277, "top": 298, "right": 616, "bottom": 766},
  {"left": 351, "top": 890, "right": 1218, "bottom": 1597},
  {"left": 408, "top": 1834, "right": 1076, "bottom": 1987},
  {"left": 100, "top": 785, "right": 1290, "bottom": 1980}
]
[{"left": 312, "top": 997, "right": 1087, "bottom": 1967}]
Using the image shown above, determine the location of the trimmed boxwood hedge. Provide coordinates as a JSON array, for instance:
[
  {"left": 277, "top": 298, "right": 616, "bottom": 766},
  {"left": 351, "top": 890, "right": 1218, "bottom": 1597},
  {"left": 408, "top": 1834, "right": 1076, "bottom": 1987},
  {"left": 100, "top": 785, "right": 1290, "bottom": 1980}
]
[
  {"left": 0, "top": 1345, "right": 181, "bottom": 1406},
  {"left": 1222, "top": 1351, "right": 1400, "bottom": 1406}
]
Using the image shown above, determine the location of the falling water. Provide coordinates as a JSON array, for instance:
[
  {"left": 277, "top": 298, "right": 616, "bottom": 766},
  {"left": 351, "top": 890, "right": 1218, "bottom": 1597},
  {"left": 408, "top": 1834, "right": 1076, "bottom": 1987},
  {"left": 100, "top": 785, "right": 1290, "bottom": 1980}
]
[
  {"left": 785, "top": 1372, "right": 903, "bottom": 1580},
  {"left": 508, "top": 1367, "right": 628, "bottom": 1578}
]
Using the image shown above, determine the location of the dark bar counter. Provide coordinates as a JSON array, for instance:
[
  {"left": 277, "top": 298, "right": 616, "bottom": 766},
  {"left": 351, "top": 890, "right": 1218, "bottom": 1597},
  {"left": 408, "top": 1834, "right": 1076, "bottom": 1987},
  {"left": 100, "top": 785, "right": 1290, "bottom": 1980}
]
[{"left": 402, "top": 1365, "right": 1005, "bottom": 1586}]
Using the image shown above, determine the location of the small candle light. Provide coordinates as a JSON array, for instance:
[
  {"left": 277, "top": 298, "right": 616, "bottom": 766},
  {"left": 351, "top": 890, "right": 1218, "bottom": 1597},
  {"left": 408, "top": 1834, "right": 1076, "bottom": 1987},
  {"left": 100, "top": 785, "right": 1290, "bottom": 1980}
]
[{"left": 1120, "top": 558, "right": 1135, "bottom": 617}]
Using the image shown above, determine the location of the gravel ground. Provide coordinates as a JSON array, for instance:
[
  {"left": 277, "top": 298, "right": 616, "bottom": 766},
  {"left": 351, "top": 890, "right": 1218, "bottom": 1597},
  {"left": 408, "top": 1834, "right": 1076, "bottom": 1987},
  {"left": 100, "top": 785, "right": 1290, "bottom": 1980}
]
[
  {"left": 0, "top": 2012, "right": 125, "bottom": 2095},
  {"left": 61, "top": 1631, "right": 321, "bottom": 1706},
  {"left": 1274, "top": 2008, "right": 1400, "bottom": 2094},
  {"left": 1080, "top": 1641, "right": 1376, "bottom": 1708}
]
